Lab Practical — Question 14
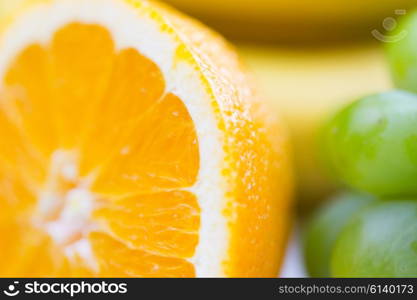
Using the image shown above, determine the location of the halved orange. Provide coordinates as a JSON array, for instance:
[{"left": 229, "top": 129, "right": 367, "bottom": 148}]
[{"left": 0, "top": 0, "right": 293, "bottom": 277}]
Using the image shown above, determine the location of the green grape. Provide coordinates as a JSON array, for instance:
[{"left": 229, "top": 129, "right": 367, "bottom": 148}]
[
  {"left": 331, "top": 201, "right": 417, "bottom": 277},
  {"left": 303, "top": 192, "right": 374, "bottom": 277},
  {"left": 322, "top": 90, "right": 417, "bottom": 196},
  {"left": 386, "top": 10, "right": 417, "bottom": 94}
]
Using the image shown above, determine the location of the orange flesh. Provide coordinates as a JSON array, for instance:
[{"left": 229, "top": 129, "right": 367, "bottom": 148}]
[{"left": 0, "top": 23, "right": 200, "bottom": 277}]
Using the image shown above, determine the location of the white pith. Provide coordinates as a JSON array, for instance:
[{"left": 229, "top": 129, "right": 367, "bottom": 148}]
[
  {"left": 0, "top": 0, "right": 228, "bottom": 277},
  {"left": 36, "top": 150, "right": 99, "bottom": 271}
]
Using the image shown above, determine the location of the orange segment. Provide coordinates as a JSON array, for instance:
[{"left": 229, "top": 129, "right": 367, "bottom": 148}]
[
  {"left": 91, "top": 92, "right": 199, "bottom": 195},
  {"left": 50, "top": 23, "right": 116, "bottom": 149},
  {"left": 79, "top": 47, "right": 165, "bottom": 177},
  {"left": 0, "top": 109, "right": 45, "bottom": 187},
  {"left": 0, "top": 223, "right": 69, "bottom": 277},
  {"left": 0, "top": 170, "right": 36, "bottom": 223},
  {"left": 3, "top": 44, "right": 56, "bottom": 158},
  {"left": 90, "top": 232, "right": 195, "bottom": 278},
  {"left": 94, "top": 191, "right": 200, "bottom": 258}
]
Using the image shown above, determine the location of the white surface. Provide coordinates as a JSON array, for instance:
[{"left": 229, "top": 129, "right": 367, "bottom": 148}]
[{"left": 280, "top": 228, "right": 307, "bottom": 278}]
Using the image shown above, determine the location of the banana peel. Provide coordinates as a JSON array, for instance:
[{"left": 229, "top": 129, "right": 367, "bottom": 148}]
[{"left": 165, "top": 0, "right": 417, "bottom": 42}]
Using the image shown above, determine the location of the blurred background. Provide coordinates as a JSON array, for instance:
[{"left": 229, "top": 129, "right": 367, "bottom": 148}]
[{"left": 161, "top": 0, "right": 417, "bottom": 277}]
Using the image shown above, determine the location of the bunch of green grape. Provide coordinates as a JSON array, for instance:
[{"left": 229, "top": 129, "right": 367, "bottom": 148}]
[{"left": 304, "top": 10, "right": 417, "bottom": 278}]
